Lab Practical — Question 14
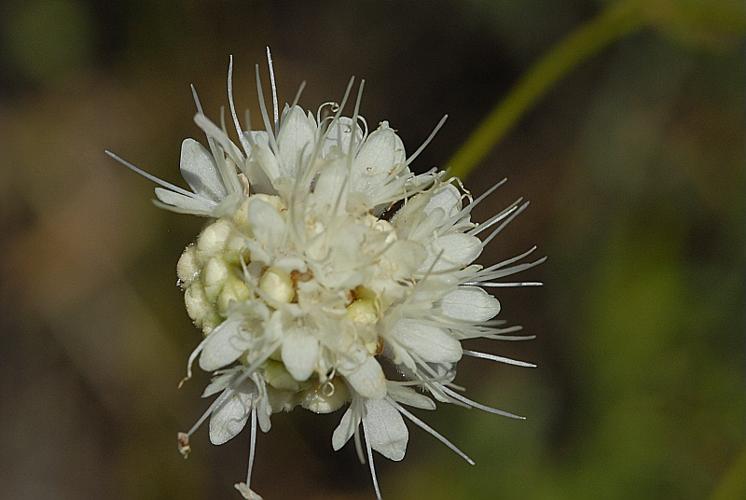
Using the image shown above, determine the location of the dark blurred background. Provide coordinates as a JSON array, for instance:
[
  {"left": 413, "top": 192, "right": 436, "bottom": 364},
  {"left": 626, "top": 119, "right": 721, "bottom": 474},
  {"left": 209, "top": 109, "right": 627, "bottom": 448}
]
[{"left": 1, "top": 1, "right": 744, "bottom": 499}]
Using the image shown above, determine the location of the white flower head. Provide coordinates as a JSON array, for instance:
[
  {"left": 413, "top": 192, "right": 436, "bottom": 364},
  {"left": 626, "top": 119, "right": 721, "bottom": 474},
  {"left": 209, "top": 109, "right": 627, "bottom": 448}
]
[{"left": 108, "top": 49, "right": 544, "bottom": 499}]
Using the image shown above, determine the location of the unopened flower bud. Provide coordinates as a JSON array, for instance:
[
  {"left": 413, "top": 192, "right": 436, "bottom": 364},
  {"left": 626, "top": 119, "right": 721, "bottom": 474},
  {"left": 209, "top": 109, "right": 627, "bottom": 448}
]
[
  {"left": 217, "top": 275, "right": 251, "bottom": 315},
  {"left": 197, "top": 218, "right": 232, "bottom": 259},
  {"left": 203, "top": 257, "right": 230, "bottom": 302},
  {"left": 259, "top": 267, "right": 295, "bottom": 303},
  {"left": 177, "top": 245, "right": 200, "bottom": 287}
]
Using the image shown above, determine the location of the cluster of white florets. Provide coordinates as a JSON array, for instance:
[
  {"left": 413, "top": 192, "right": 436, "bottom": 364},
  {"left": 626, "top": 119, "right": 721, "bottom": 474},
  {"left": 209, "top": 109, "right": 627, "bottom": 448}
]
[{"left": 109, "top": 55, "right": 542, "bottom": 500}]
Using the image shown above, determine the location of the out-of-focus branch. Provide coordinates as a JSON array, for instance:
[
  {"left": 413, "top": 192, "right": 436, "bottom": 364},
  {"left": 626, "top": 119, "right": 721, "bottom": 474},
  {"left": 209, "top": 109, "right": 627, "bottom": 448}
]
[{"left": 446, "top": 0, "right": 645, "bottom": 179}]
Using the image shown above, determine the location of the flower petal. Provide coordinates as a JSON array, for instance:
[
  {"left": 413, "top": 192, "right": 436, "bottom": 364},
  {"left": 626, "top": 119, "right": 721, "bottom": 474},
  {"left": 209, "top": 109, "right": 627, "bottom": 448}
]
[
  {"left": 391, "top": 319, "right": 462, "bottom": 364},
  {"left": 363, "top": 399, "right": 409, "bottom": 461},
  {"left": 277, "top": 105, "right": 316, "bottom": 178},
  {"left": 209, "top": 390, "right": 253, "bottom": 445},
  {"left": 351, "top": 122, "right": 406, "bottom": 198},
  {"left": 433, "top": 232, "right": 483, "bottom": 268},
  {"left": 154, "top": 187, "right": 215, "bottom": 214},
  {"left": 202, "top": 369, "right": 237, "bottom": 398},
  {"left": 199, "top": 318, "right": 250, "bottom": 371},
  {"left": 323, "top": 117, "right": 364, "bottom": 158},
  {"left": 386, "top": 384, "right": 436, "bottom": 410},
  {"left": 332, "top": 406, "right": 358, "bottom": 451},
  {"left": 424, "top": 183, "right": 461, "bottom": 217},
  {"left": 246, "top": 197, "right": 286, "bottom": 251},
  {"left": 180, "top": 138, "right": 227, "bottom": 201},
  {"left": 441, "top": 286, "right": 501, "bottom": 322},
  {"left": 281, "top": 328, "right": 319, "bottom": 382},
  {"left": 342, "top": 356, "right": 387, "bottom": 400}
]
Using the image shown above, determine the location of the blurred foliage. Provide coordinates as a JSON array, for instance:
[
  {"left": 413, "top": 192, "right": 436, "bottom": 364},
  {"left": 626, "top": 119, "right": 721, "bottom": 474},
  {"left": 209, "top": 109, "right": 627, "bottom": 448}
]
[{"left": 0, "top": 1, "right": 744, "bottom": 499}]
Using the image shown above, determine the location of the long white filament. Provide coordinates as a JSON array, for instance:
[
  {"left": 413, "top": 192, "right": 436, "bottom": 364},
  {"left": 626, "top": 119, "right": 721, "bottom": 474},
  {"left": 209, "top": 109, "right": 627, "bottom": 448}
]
[
  {"left": 406, "top": 114, "right": 448, "bottom": 166},
  {"left": 246, "top": 407, "right": 257, "bottom": 487},
  {"left": 105, "top": 151, "right": 195, "bottom": 198},
  {"left": 391, "top": 400, "right": 475, "bottom": 465},
  {"left": 462, "top": 349, "right": 537, "bottom": 368},
  {"left": 266, "top": 46, "right": 279, "bottom": 130},
  {"left": 362, "top": 421, "right": 382, "bottom": 500}
]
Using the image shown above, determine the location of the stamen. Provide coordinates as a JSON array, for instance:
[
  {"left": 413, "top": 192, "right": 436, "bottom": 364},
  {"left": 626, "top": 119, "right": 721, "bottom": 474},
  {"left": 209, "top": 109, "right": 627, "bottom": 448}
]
[
  {"left": 291, "top": 80, "right": 307, "bottom": 109},
  {"left": 254, "top": 64, "right": 280, "bottom": 154},
  {"left": 353, "top": 424, "right": 366, "bottom": 465},
  {"left": 476, "top": 246, "right": 539, "bottom": 275},
  {"left": 474, "top": 256, "right": 547, "bottom": 282},
  {"left": 191, "top": 84, "right": 241, "bottom": 195},
  {"left": 228, "top": 55, "right": 252, "bottom": 156},
  {"left": 462, "top": 349, "right": 536, "bottom": 368},
  {"left": 390, "top": 400, "right": 475, "bottom": 465},
  {"left": 246, "top": 406, "right": 258, "bottom": 486},
  {"left": 406, "top": 114, "right": 448, "bottom": 166},
  {"left": 467, "top": 281, "right": 543, "bottom": 287},
  {"left": 105, "top": 151, "right": 196, "bottom": 198},
  {"left": 468, "top": 198, "right": 523, "bottom": 236},
  {"left": 347, "top": 80, "right": 366, "bottom": 169},
  {"left": 300, "top": 76, "right": 355, "bottom": 187},
  {"left": 179, "top": 335, "right": 210, "bottom": 387},
  {"left": 186, "top": 389, "right": 231, "bottom": 437},
  {"left": 362, "top": 420, "right": 383, "bottom": 500},
  {"left": 449, "top": 177, "right": 507, "bottom": 224},
  {"left": 480, "top": 201, "right": 529, "bottom": 248},
  {"left": 266, "top": 47, "right": 279, "bottom": 131},
  {"left": 439, "top": 385, "right": 525, "bottom": 420}
]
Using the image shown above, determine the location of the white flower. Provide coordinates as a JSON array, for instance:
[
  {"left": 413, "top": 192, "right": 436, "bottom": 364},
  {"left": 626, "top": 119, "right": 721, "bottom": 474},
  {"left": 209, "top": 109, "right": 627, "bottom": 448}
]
[{"left": 108, "top": 49, "right": 544, "bottom": 499}]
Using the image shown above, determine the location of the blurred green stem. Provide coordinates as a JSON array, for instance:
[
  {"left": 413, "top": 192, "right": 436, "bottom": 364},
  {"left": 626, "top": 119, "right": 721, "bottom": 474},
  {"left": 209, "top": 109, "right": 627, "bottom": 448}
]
[
  {"left": 446, "top": 0, "right": 645, "bottom": 179},
  {"left": 709, "top": 446, "right": 746, "bottom": 500}
]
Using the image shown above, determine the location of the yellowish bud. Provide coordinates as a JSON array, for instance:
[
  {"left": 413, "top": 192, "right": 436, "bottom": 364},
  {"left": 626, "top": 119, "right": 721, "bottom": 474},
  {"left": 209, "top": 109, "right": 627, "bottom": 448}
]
[
  {"left": 217, "top": 275, "right": 251, "bottom": 315},
  {"left": 197, "top": 218, "right": 232, "bottom": 259},
  {"left": 203, "top": 257, "right": 230, "bottom": 302},
  {"left": 176, "top": 244, "right": 200, "bottom": 287},
  {"left": 259, "top": 267, "right": 295, "bottom": 303}
]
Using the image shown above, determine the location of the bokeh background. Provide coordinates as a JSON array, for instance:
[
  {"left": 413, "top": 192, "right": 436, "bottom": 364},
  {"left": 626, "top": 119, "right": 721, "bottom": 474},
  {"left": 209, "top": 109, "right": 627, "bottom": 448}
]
[{"left": 1, "top": 1, "right": 744, "bottom": 499}]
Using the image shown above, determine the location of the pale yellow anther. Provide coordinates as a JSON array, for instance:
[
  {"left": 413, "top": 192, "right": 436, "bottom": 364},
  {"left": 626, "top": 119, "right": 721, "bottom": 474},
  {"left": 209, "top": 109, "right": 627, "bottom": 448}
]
[
  {"left": 346, "top": 298, "right": 378, "bottom": 325},
  {"left": 259, "top": 266, "right": 295, "bottom": 303},
  {"left": 217, "top": 275, "right": 251, "bottom": 315}
]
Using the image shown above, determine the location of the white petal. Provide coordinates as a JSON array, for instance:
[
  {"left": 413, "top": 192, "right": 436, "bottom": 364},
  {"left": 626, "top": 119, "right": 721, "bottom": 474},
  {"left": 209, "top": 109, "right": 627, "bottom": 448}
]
[
  {"left": 386, "top": 384, "right": 436, "bottom": 410},
  {"left": 154, "top": 187, "right": 215, "bottom": 214},
  {"left": 281, "top": 329, "right": 319, "bottom": 382},
  {"left": 424, "top": 184, "right": 461, "bottom": 217},
  {"left": 246, "top": 198, "right": 286, "bottom": 250},
  {"left": 342, "top": 356, "right": 387, "bottom": 400},
  {"left": 434, "top": 232, "right": 483, "bottom": 267},
  {"left": 363, "top": 399, "right": 409, "bottom": 461},
  {"left": 323, "top": 117, "right": 363, "bottom": 157},
  {"left": 351, "top": 122, "right": 406, "bottom": 196},
  {"left": 441, "top": 286, "right": 501, "bottom": 322},
  {"left": 332, "top": 406, "right": 357, "bottom": 451},
  {"left": 250, "top": 142, "right": 281, "bottom": 183},
  {"left": 311, "top": 159, "right": 348, "bottom": 210},
  {"left": 199, "top": 318, "right": 250, "bottom": 371},
  {"left": 180, "top": 138, "right": 227, "bottom": 200},
  {"left": 202, "top": 370, "right": 236, "bottom": 398},
  {"left": 277, "top": 105, "right": 316, "bottom": 178},
  {"left": 391, "top": 319, "right": 462, "bottom": 364},
  {"left": 209, "top": 390, "right": 252, "bottom": 445}
]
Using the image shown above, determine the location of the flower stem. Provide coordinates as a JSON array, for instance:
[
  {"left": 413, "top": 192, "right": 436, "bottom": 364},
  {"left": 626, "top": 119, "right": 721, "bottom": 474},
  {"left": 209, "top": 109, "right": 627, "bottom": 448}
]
[
  {"left": 709, "top": 446, "right": 746, "bottom": 500},
  {"left": 446, "top": 0, "right": 646, "bottom": 179}
]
